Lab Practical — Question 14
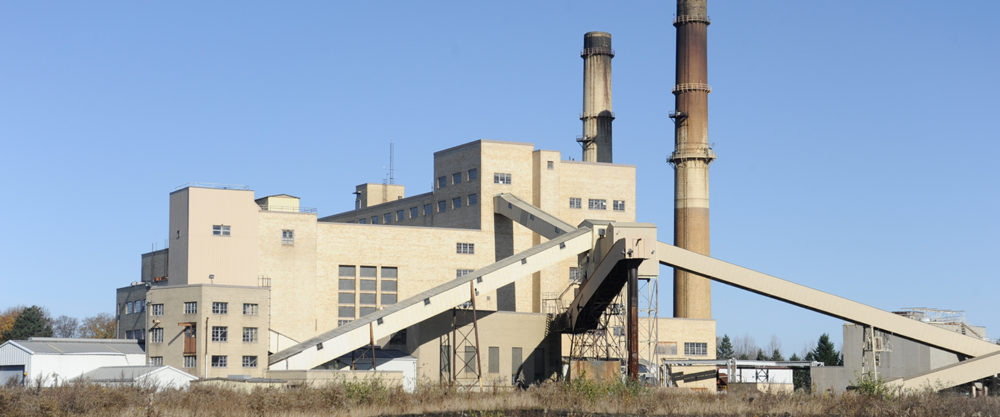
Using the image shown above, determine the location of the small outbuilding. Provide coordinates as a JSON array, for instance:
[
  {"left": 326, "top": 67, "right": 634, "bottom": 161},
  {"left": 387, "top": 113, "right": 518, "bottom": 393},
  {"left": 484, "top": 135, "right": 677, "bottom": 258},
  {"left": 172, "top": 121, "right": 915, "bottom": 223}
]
[
  {"left": 0, "top": 337, "right": 146, "bottom": 386},
  {"left": 79, "top": 365, "right": 197, "bottom": 390}
]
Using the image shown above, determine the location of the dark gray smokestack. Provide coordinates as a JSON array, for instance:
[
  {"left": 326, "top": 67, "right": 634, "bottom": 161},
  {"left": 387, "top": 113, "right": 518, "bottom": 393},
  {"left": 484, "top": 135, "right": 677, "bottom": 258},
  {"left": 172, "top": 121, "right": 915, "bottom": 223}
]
[{"left": 580, "top": 31, "right": 614, "bottom": 163}]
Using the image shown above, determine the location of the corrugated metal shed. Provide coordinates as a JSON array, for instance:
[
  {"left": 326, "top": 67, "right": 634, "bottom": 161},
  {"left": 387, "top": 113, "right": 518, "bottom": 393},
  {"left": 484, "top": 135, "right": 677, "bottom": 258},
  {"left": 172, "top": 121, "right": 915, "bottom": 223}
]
[
  {"left": 0, "top": 341, "right": 31, "bottom": 364},
  {"left": 8, "top": 338, "right": 143, "bottom": 355}
]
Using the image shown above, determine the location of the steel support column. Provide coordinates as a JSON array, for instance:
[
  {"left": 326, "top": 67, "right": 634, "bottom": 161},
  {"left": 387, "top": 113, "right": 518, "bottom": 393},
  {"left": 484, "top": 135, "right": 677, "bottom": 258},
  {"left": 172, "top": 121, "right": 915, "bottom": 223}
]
[{"left": 627, "top": 265, "right": 639, "bottom": 380}]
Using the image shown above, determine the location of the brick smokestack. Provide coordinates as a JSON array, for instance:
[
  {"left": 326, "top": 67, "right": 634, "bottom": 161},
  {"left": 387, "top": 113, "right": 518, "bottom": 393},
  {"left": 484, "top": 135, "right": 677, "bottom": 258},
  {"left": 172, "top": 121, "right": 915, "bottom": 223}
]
[{"left": 580, "top": 32, "right": 614, "bottom": 163}]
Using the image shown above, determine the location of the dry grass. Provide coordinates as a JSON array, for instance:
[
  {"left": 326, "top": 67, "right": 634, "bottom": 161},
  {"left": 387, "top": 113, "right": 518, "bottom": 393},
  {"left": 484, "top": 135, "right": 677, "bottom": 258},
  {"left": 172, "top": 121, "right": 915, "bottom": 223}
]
[{"left": 1, "top": 379, "right": 998, "bottom": 417}]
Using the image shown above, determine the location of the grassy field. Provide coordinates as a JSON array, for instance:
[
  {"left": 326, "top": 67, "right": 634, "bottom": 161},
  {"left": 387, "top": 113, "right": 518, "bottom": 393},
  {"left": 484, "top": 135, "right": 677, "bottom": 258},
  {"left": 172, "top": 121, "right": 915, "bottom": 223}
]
[{"left": 1, "top": 379, "right": 998, "bottom": 417}]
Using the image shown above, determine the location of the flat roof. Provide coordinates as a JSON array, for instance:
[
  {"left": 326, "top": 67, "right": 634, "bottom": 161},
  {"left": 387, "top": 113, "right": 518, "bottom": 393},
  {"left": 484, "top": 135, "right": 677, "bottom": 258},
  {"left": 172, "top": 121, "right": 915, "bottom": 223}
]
[{"left": 7, "top": 338, "right": 144, "bottom": 355}]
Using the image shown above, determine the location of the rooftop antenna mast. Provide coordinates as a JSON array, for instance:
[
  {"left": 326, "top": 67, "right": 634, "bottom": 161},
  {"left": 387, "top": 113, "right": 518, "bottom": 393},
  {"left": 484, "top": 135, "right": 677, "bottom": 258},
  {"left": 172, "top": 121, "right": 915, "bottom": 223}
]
[{"left": 389, "top": 141, "right": 395, "bottom": 185}]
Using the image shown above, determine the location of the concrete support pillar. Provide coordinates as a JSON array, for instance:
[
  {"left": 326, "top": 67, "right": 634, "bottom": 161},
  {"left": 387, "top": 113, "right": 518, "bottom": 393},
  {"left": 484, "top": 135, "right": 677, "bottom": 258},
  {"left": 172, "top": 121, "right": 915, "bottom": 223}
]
[
  {"left": 671, "top": 0, "right": 715, "bottom": 319},
  {"left": 581, "top": 32, "right": 614, "bottom": 163},
  {"left": 627, "top": 265, "right": 639, "bottom": 380}
]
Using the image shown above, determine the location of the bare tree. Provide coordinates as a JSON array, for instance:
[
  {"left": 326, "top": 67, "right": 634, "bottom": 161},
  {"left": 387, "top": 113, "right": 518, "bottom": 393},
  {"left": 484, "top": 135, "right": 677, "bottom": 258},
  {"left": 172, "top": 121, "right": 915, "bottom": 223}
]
[
  {"left": 78, "top": 313, "right": 116, "bottom": 339},
  {"left": 733, "top": 334, "right": 759, "bottom": 360},
  {"left": 52, "top": 315, "right": 79, "bottom": 338}
]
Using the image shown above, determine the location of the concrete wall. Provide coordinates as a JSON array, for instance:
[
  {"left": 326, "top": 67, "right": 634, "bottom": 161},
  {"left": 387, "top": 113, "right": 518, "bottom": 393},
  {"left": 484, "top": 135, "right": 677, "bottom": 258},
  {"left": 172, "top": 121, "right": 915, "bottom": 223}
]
[
  {"left": 141, "top": 249, "right": 169, "bottom": 283},
  {"left": 169, "top": 187, "right": 260, "bottom": 287}
]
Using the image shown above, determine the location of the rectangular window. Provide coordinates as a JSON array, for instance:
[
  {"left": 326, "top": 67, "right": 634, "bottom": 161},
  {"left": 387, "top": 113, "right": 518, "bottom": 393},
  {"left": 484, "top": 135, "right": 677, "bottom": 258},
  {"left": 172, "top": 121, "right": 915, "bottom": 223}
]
[
  {"left": 656, "top": 342, "right": 678, "bottom": 356},
  {"left": 452, "top": 172, "right": 462, "bottom": 185},
  {"left": 684, "top": 342, "right": 708, "bottom": 356},
  {"left": 150, "top": 328, "right": 163, "bottom": 343},
  {"left": 211, "top": 355, "right": 227, "bottom": 368},
  {"left": 125, "top": 330, "right": 133, "bottom": 339},
  {"left": 381, "top": 267, "right": 397, "bottom": 278},
  {"left": 468, "top": 193, "right": 478, "bottom": 206},
  {"left": 409, "top": 207, "right": 418, "bottom": 218},
  {"left": 339, "top": 279, "right": 355, "bottom": 290},
  {"left": 338, "top": 292, "right": 355, "bottom": 304},
  {"left": 468, "top": 168, "right": 477, "bottom": 181},
  {"left": 212, "top": 302, "right": 228, "bottom": 315},
  {"left": 359, "top": 218, "right": 368, "bottom": 224},
  {"left": 359, "top": 307, "right": 376, "bottom": 316},
  {"left": 569, "top": 197, "right": 581, "bottom": 209},
  {"left": 282, "top": 229, "right": 295, "bottom": 245},
  {"left": 452, "top": 197, "right": 462, "bottom": 209},
  {"left": 588, "top": 199, "right": 607, "bottom": 210},
  {"left": 151, "top": 304, "right": 164, "bottom": 316},
  {"left": 384, "top": 213, "right": 391, "bottom": 224},
  {"left": 360, "top": 266, "right": 376, "bottom": 278},
  {"left": 569, "top": 267, "right": 582, "bottom": 284},
  {"left": 338, "top": 306, "right": 355, "bottom": 318},
  {"left": 456, "top": 243, "right": 475, "bottom": 254},
  {"left": 184, "top": 302, "right": 197, "bottom": 315},
  {"left": 126, "top": 302, "right": 133, "bottom": 315},
  {"left": 183, "top": 356, "right": 196, "bottom": 368},
  {"left": 381, "top": 280, "right": 397, "bottom": 292},
  {"left": 243, "top": 303, "right": 258, "bottom": 316},
  {"left": 360, "top": 279, "right": 377, "bottom": 291},
  {"left": 437, "top": 176, "right": 447, "bottom": 188},
  {"left": 136, "top": 301, "right": 144, "bottom": 313},
  {"left": 489, "top": 346, "right": 500, "bottom": 373},
  {"left": 438, "top": 200, "right": 447, "bottom": 213},
  {"left": 493, "top": 172, "right": 511, "bottom": 184},
  {"left": 381, "top": 294, "right": 397, "bottom": 305},
  {"left": 464, "top": 346, "right": 477, "bottom": 373},
  {"left": 396, "top": 210, "right": 405, "bottom": 222},
  {"left": 371, "top": 215, "right": 379, "bottom": 224},
  {"left": 512, "top": 347, "right": 523, "bottom": 376},
  {"left": 456, "top": 269, "right": 474, "bottom": 278},
  {"left": 242, "top": 356, "right": 258, "bottom": 368},
  {"left": 423, "top": 203, "right": 433, "bottom": 216},
  {"left": 149, "top": 356, "right": 163, "bottom": 366},
  {"left": 339, "top": 265, "right": 356, "bottom": 277},
  {"left": 338, "top": 319, "right": 352, "bottom": 326},
  {"left": 211, "top": 326, "right": 227, "bottom": 342},
  {"left": 613, "top": 200, "right": 625, "bottom": 211},
  {"left": 359, "top": 293, "right": 377, "bottom": 305},
  {"left": 136, "top": 328, "right": 145, "bottom": 341},
  {"left": 547, "top": 161, "right": 554, "bottom": 170},
  {"left": 242, "top": 327, "right": 258, "bottom": 343},
  {"left": 212, "top": 224, "right": 231, "bottom": 236}
]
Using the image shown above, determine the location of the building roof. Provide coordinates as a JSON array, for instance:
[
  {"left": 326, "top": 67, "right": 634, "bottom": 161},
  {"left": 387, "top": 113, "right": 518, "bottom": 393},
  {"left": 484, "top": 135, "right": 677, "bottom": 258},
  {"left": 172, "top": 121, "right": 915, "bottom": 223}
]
[
  {"left": 6, "top": 338, "right": 144, "bottom": 355},
  {"left": 81, "top": 365, "right": 196, "bottom": 383}
]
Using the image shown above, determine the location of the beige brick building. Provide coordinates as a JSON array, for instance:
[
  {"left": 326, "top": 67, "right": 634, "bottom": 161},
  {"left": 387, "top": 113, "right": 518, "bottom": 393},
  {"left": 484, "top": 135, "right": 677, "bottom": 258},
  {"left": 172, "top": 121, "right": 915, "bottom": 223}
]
[{"left": 115, "top": 139, "right": 715, "bottom": 383}]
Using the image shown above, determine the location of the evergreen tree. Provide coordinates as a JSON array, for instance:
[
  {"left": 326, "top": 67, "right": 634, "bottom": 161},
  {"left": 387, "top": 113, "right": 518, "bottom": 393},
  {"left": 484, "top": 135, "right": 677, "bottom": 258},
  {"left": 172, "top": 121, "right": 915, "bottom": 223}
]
[
  {"left": 770, "top": 348, "right": 784, "bottom": 361},
  {"left": 811, "top": 333, "right": 840, "bottom": 366},
  {"left": 755, "top": 349, "right": 768, "bottom": 361},
  {"left": 716, "top": 335, "right": 735, "bottom": 359},
  {"left": 1, "top": 306, "right": 53, "bottom": 341},
  {"left": 789, "top": 353, "right": 811, "bottom": 391},
  {"left": 789, "top": 353, "right": 800, "bottom": 361}
]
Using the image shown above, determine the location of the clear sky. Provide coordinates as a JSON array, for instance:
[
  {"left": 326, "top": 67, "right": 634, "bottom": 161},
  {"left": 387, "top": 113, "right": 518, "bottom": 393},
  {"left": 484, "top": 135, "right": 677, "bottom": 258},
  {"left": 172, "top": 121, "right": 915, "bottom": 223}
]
[{"left": 1, "top": 1, "right": 997, "bottom": 355}]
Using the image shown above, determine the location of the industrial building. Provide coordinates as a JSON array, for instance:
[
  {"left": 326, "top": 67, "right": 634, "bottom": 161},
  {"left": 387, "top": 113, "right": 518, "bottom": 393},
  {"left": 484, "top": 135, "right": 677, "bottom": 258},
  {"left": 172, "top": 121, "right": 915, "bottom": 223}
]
[{"left": 110, "top": 0, "right": 1000, "bottom": 394}]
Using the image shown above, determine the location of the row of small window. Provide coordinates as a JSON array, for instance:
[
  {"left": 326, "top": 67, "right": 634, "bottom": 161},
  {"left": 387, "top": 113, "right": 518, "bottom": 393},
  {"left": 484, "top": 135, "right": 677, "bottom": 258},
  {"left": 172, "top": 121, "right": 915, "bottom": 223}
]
[
  {"left": 178, "top": 302, "right": 259, "bottom": 316},
  {"left": 568, "top": 198, "right": 626, "bottom": 211},
  {"left": 456, "top": 243, "right": 474, "bottom": 254},
  {"left": 338, "top": 292, "right": 397, "bottom": 306},
  {"left": 145, "top": 326, "right": 258, "bottom": 344},
  {"left": 122, "top": 300, "right": 145, "bottom": 315},
  {"left": 654, "top": 341, "right": 709, "bottom": 356},
  {"left": 124, "top": 328, "right": 145, "bottom": 341},
  {"left": 437, "top": 169, "right": 478, "bottom": 188},
  {"left": 179, "top": 355, "right": 258, "bottom": 369},
  {"left": 441, "top": 345, "right": 530, "bottom": 375},
  {"left": 358, "top": 195, "right": 479, "bottom": 224},
  {"left": 213, "top": 224, "right": 295, "bottom": 246}
]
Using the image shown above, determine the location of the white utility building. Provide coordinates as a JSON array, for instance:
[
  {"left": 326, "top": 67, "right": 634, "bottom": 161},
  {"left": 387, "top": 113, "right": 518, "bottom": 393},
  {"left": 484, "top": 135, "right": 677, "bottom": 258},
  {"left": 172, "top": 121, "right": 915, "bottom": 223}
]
[{"left": 0, "top": 338, "right": 146, "bottom": 386}]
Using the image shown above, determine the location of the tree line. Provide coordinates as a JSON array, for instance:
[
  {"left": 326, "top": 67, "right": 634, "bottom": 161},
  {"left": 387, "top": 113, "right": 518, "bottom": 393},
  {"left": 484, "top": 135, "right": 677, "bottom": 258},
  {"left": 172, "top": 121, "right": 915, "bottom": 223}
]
[
  {"left": 0, "top": 305, "right": 116, "bottom": 344},
  {"left": 716, "top": 333, "right": 842, "bottom": 391}
]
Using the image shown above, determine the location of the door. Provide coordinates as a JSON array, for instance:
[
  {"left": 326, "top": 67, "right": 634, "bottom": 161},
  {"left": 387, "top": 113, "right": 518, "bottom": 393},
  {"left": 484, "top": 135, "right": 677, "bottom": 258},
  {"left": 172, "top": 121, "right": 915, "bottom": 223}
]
[{"left": 0, "top": 365, "right": 25, "bottom": 385}]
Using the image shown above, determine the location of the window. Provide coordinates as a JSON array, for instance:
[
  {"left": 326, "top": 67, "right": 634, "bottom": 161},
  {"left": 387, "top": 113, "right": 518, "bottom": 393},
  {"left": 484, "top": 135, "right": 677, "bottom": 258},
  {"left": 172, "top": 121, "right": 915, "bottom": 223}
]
[
  {"left": 243, "top": 327, "right": 258, "bottom": 343},
  {"left": 588, "top": 199, "right": 607, "bottom": 210},
  {"left": 409, "top": 207, "right": 418, "bottom": 218},
  {"left": 149, "top": 356, "right": 163, "bottom": 366},
  {"left": 468, "top": 193, "right": 478, "bottom": 206},
  {"left": 359, "top": 218, "right": 368, "bottom": 224},
  {"left": 468, "top": 168, "right": 477, "bottom": 181},
  {"left": 396, "top": 210, "right": 405, "bottom": 222},
  {"left": 456, "top": 243, "right": 475, "bottom": 254},
  {"left": 125, "top": 330, "right": 133, "bottom": 339},
  {"left": 381, "top": 294, "right": 397, "bottom": 304},
  {"left": 184, "top": 302, "right": 197, "bottom": 315},
  {"left": 656, "top": 342, "right": 678, "bottom": 356},
  {"left": 339, "top": 279, "right": 355, "bottom": 290},
  {"left": 183, "top": 356, "right": 196, "bottom": 368},
  {"left": 359, "top": 293, "right": 377, "bottom": 305},
  {"left": 437, "top": 176, "right": 447, "bottom": 188},
  {"left": 569, "top": 267, "right": 582, "bottom": 284},
  {"left": 381, "top": 267, "right": 397, "bottom": 278},
  {"left": 338, "top": 319, "right": 353, "bottom": 326},
  {"left": 438, "top": 200, "right": 447, "bottom": 213},
  {"left": 489, "top": 346, "right": 500, "bottom": 373},
  {"left": 339, "top": 306, "right": 355, "bottom": 318},
  {"left": 211, "top": 326, "right": 228, "bottom": 342},
  {"left": 282, "top": 229, "right": 295, "bottom": 245},
  {"left": 613, "top": 200, "right": 625, "bottom": 211},
  {"left": 243, "top": 303, "right": 258, "bottom": 316},
  {"left": 151, "top": 304, "right": 164, "bottom": 316},
  {"left": 423, "top": 203, "right": 433, "bottom": 215},
  {"left": 150, "top": 328, "right": 164, "bottom": 343},
  {"left": 684, "top": 342, "right": 708, "bottom": 356},
  {"left": 338, "top": 292, "right": 355, "bottom": 304},
  {"left": 384, "top": 213, "right": 391, "bottom": 224},
  {"left": 339, "top": 265, "right": 356, "bottom": 277},
  {"left": 212, "top": 302, "right": 228, "bottom": 315},
  {"left": 360, "top": 307, "right": 376, "bottom": 316},
  {"left": 212, "top": 225, "right": 231, "bottom": 236},
  {"left": 453, "top": 172, "right": 462, "bottom": 185},
  {"left": 464, "top": 346, "right": 477, "bottom": 373},
  {"left": 211, "top": 355, "right": 227, "bottom": 368},
  {"left": 136, "top": 328, "right": 145, "bottom": 341},
  {"left": 452, "top": 197, "right": 462, "bottom": 209},
  {"left": 569, "top": 197, "right": 582, "bottom": 209},
  {"left": 493, "top": 172, "right": 511, "bottom": 184},
  {"left": 242, "top": 356, "right": 258, "bottom": 368},
  {"left": 456, "top": 269, "right": 474, "bottom": 278},
  {"left": 547, "top": 161, "right": 554, "bottom": 170},
  {"left": 371, "top": 215, "right": 379, "bottom": 224},
  {"left": 381, "top": 280, "right": 397, "bottom": 292},
  {"left": 136, "top": 301, "right": 144, "bottom": 313},
  {"left": 125, "top": 302, "right": 133, "bottom": 315},
  {"left": 512, "top": 347, "right": 523, "bottom": 375}
]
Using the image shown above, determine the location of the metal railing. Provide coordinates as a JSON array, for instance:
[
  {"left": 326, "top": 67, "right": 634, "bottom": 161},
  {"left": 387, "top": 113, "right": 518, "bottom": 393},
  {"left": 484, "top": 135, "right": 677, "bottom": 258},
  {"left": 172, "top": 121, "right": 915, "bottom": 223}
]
[
  {"left": 173, "top": 182, "right": 250, "bottom": 191},
  {"left": 257, "top": 204, "right": 317, "bottom": 214}
]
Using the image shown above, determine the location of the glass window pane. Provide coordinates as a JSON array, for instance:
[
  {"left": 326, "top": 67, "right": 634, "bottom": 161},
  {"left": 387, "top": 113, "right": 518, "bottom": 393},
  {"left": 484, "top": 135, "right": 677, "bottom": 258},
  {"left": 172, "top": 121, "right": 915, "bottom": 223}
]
[
  {"left": 339, "top": 265, "right": 356, "bottom": 277},
  {"left": 338, "top": 292, "right": 355, "bottom": 304},
  {"left": 359, "top": 307, "right": 376, "bottom": 316},
  {"left": 381, "top": 267, "right": 397, "bottom": 279},
  {"left": 360, "top": 266, "right": 377, "bottom": 278},
  {"left": 338, "top": 306, "right": 355, "bottom": 318},
  {"left": 381, "top": 294, "right": 397, "bottom": 305},
  {"left": 360, "top": 279, "right": 376, "bottom": 291},
  {"left": 339, "top": 279, "right": 355, "bottom": 290},
  {"left": 381, "top": 280, "right": 397, "bottom": 292},
  {"left": 359, "top": 293, "right": 377, "bottom": 305}
]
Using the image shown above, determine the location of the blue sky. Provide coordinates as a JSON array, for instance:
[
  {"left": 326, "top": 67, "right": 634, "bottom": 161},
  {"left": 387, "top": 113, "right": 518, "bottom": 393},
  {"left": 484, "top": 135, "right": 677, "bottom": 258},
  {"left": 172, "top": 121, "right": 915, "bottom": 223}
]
[{"left": 1, "top": 1, "right": 997, "bottom": 355}]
